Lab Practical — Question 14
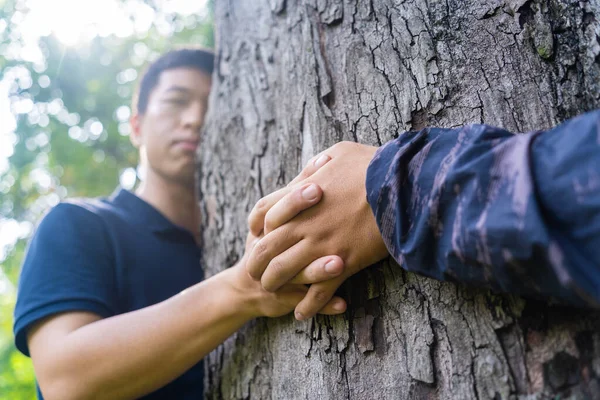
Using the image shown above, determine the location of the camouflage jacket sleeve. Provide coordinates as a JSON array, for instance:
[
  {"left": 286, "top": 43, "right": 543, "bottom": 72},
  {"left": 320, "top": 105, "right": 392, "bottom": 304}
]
[{"left": 365, "top": 110, "right": 600, "bottom": 307}]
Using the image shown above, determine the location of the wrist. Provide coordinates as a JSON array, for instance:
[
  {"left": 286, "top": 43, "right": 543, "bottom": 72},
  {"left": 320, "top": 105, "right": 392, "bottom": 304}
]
[{"left": 218, "top": 262, "right": 264, "bottom": 320}]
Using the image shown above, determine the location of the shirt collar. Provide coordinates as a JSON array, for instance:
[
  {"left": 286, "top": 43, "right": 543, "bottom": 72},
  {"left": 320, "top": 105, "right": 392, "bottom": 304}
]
[{"left": 109, "top": 187, "right": 187, "bottom": 234}]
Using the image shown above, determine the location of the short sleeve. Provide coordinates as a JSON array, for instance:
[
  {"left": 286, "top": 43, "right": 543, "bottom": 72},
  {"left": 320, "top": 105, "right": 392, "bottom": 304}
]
[{"left": 13, "top": 202, "right": 118, "bottom": 356}]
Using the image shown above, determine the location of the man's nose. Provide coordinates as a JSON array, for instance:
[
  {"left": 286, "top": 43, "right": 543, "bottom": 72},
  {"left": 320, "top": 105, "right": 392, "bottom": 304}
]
[{"left": 181, "top": 102, "right": 205, "bottom": 133}]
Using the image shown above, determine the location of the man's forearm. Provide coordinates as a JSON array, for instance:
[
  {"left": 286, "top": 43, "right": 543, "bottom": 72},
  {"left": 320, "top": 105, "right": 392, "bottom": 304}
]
[
  {"left": 366, "top": 110, "right": 600, "bottom": 306},
  {"left": 30, "top": 267, "right": 253, "bottom": 400}
]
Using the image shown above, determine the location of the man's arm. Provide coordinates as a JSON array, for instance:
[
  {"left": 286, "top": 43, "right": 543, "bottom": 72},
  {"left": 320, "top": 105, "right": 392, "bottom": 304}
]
[
  {"left": 27, "top": 265, "right": 261, "bottom": 400},
  {"left": 247, "top": 109, "right": 600, "bottom": 318},
  {"left": 28, "top": 260, "right": 345, "bottom": 400},
  {"left": 365, "top": 110, "right": 600, "bottom": 307},
  {"left": 21, "top": 186, "right": 346, "bottom": 400}
]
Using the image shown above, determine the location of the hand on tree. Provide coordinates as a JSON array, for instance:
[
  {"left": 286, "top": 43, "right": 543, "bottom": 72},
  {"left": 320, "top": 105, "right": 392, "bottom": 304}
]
[
  {"left": 225, "top": 250, "right": 346, "bottom": 319},
  {"left": 246, "top": 141, "right": 389, "bottom": 320},
  {"left": 233, "top": 181, "right": 350, "bottom": 319}
]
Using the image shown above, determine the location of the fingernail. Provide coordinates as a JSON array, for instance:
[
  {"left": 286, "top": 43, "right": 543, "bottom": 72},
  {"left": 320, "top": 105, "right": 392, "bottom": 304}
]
[
  {"left": 314, "top": 154, "right": 331, "bottom": 168},
  {"left": 325, "top": 259, "right": 341, "bottom": 274},
  {"left": 301, "top": 184, "right": 319, "bottom": 201},
  {"left": 295, "top": 311, "right": 305, "bottom": 321},
  {"left": 333, "top": 300, "right": 346, "bottom": 311}
]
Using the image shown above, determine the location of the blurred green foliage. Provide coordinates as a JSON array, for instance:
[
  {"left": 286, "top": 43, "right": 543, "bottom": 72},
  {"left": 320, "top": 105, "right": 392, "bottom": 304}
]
[{"left": 0, "top": 1, "right": 213, "bottom": 398}]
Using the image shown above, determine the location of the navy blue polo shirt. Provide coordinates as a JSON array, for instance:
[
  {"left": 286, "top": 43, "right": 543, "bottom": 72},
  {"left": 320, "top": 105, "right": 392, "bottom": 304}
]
[{"left": 13, "top": 188, "right": 205, "bottom": 399}]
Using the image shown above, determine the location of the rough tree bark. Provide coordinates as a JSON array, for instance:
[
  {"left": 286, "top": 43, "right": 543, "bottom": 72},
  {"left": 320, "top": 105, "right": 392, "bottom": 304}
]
[{"left": 199, "top": 1, "right": 600, "bottom": 398}]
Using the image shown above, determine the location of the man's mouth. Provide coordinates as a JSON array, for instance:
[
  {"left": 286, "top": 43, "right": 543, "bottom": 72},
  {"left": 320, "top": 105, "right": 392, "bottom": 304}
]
[{"left": 173, "top": 140, "right": 199, "bottom": 152}]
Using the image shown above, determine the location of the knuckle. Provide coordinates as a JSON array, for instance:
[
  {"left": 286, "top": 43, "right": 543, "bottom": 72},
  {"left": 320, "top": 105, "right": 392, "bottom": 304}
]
[
  {"left": 255, "top": 198, "right": 269, "bottom": 212},
  {"left": 337, "top": 141, "right": 354, "bottom": 151},
  {"left": 253, "top": 241, "right": 270, "bottom": 262},
  {"left": 303, "top": 212, "right": 319, "bottom": 226},
  {"left": 311, "top": 287, "right": 331, "bottom": 304},
  {"left": 275, "top": 225, "right": 292, "bottom": 242},
  {"left": 268, "top": 257, "right": 285, "bottom": 276}
]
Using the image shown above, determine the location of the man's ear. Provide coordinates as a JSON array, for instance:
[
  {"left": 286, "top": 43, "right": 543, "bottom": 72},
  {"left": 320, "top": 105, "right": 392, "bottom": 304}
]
[{"left": 129, "top": 113, "right": 143, "bottom": 148}]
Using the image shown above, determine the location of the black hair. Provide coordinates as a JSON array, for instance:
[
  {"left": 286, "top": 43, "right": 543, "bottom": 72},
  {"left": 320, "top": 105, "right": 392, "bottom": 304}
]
[{"left": 133, "top": 48, "right": 214, "bottom": 115}]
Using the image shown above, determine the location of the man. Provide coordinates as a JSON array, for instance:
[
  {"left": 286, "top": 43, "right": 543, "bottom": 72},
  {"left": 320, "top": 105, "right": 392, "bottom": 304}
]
[
  {"left": 247, "top": 110, "right": 600, "bottom": 320},
  {"left": 13, "top": 48, "right": 347, "bottom": 400}
]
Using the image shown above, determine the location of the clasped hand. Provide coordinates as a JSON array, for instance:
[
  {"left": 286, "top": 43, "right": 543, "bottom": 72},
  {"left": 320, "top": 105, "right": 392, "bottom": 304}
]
[{"left": 245, "top": 142, "right": 389, "bottom": 320}]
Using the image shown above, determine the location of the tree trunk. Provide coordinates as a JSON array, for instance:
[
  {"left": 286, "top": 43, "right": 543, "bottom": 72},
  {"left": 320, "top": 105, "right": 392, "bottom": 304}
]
[{"left": 198, "top": 1, "right": 600, "bottom": 398}]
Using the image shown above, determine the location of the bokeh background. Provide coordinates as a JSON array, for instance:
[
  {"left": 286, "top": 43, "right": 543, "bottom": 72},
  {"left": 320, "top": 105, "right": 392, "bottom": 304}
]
[{"left": 0, "top": 1, "right": 214, "bottom": 397}]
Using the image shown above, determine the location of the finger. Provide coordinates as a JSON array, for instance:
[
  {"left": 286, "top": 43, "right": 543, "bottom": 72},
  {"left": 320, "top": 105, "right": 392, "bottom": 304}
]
[
  {"left": 289, "top": 255, "right": 344, "bottom": 285},
  {"left": 246, "top": 225, "right": 299, "bottom": 280},
  {"left": 249, "top": 152, "right": 331, "bottom": 236},
  {"left": 263, "top": 183, "right": 322, "bottom": 234},
  {"left": 294, "top": 278, "right": 344, "bottom": 321},
  {"left": 261, "top": 240, "right": 319, "bottom": 292},
  {"left": 272, "top": 284, "right": 308, "bottom": 309},
  {"left": 247, "top": 186, "right": 293, "bottom": 236},
  {"left": 274, "top": 285, "right": 345, "bottom": 316},
  {"left": 287, "top": 153, "right": 332, "bottom": 187},
  {"left": 244, "top": 231, "right": 262, "bottom": 254},
  {"left": 315, "top": 295, "right": 347, "bottom": 316}
]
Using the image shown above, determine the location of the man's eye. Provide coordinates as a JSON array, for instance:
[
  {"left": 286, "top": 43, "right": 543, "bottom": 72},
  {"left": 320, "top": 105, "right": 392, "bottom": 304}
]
[{"left": 165, "top": 98, "right": 187, "bottom": 105}]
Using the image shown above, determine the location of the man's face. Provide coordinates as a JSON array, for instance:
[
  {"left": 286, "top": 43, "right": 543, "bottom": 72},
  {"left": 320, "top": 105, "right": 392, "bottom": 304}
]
[{"left": 131, "top": 67, "right": 211, "bottom": 186}]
